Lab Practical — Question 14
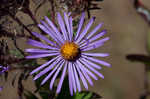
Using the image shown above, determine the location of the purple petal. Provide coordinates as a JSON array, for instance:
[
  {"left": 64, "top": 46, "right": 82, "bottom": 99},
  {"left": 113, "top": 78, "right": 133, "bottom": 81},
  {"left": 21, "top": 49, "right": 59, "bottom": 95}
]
[
  {"left": 70, "top": 62, "right": 77, "bottom": 93},
  {"left": 68, "top": 12, "right": 71, "bottom": 16},
  {"left": 82, "top": 53, "right": 109, "bottom": 57},
  {"left": 75, "top": 17, "right": 95, "bottom": 44},
  {"left": 57, "top": 12, "right": 68, "bottom": 41},
  {"left": 76, "top": 60, "right": 94, "bottom": 85},
  {"left": 27, "top": 39, "right": 57, "bottom": 50},
  {"left": 30, "top": 56, "right": 60, "bottom": 75},
  {"left": 39, "top": 21, "right": 62, "bottom": 45},
  {"left": 68, "top": 62, "right": 73, "bottom": 95},
  {"left": 25, "top": 49, "right": 59, "bottom": 53},
  {"left": 69, "top": 17, "right": 73, "bottom": 41},
  {"left": 80, "top": 57, "right": 101, "bottom": 69},
  {"left": 72, "top": 64, "right": 81, "bottom": 92},
  {"left": 79, "top": 62, "right": 98, "bottom": 80},
  {"left": 86, "top": 23, "right": 103, "bottom": 39},
  {"left": 41, "top": 60, "right": 64, "bottom": 85},
  {"left": 75, "top": 63, "right": 88, "bottom": 89},
  {"left": 82, "top": 55, "right": 111, "bottom": 67},
  {"left": 75, "top": 12, "right": 85, "bottom": 40},
  {"left": 44, "top": 16, "right": 65, "bottom": 42},
  {"left": 81, "top": 37, "right": 109, "bottom": 50},
  {"left": 79, "top": 29, "right": 106, "bottom": 46},
  {"left": 31, "top": 32, "right": 57, "bottom": 47},
  {"left": 89, "top": 30, "right": 107, "bottom": 42},
  {"left": 80, "top": 58, "right": 104, "bottom": 79},
  {"left": 64, "top": 12, "right": 71, "bottom": 40},
  {"left": 33, "top": 57, "right": 62, "bottom": 80},
  {"left": 81, "top": 43, "right": 104, "bottom": 51},
  {"left": 50, "top": 61, "right": 64, "bottom": 89},
  {"left": 38, "top": 24, "right": 50, "bottom": 35},
  {"left": 26, "top": 53, "right": 59, "bottom": 59},
  {"left": 56, "top": 62, "right": 67, "bottom": 93}
]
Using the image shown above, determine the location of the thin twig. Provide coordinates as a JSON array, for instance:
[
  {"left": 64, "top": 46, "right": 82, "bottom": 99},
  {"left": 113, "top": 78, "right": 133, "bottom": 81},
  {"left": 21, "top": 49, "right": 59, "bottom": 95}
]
[
  {"left": 8, "top": 12, "right": 34, "bottom": 37},
  {"left": 12, "top": 37, "right": 25, "bottom": 56}
]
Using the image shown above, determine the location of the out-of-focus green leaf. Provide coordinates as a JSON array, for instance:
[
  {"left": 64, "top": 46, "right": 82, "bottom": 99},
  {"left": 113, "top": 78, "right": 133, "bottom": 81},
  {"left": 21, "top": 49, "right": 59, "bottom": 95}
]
[
  {"left": 73, "top": 18, "right": 79, "bottom": 36},
  {"left": 24, "top": 90, "right": 38, "bottom": 99},
  {"left": 56, "top": 76, "right": 73, "bottom": 99},
  {"left": 73, "top": 28, "right": 77, "bottom": 37},
  {"left": 73, "top": 19, "right": 79, "bottom": 27},
  {"left": 74, "top": 91, "right": 102, "bottom": 99},
  {"left": 74, "top": 92, "right": 92, "bottom": 99},
  {"left": 47, "top": 12, "right": 51, "bottom": 19},
  {"left": 84, "top": 92, "right": 93, "bottom": 99},
  {"left": 74, "top": 92, "right": 85, "bottom": 99}
]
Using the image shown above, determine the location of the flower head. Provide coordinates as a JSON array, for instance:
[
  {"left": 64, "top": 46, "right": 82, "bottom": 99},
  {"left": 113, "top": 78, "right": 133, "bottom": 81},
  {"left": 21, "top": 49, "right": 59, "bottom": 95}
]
[{"left": 25, "top": 12, "right": 110, "bottom": 95}]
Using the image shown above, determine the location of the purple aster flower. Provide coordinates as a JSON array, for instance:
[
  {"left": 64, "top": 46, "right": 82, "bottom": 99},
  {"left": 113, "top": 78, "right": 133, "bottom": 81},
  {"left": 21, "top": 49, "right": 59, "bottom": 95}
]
[
  {"left": 0, "top": 65, "right": 9, "bottom": 75},
  {"left": 0, "top": 86, "right": 3, "bottom": 91},
  {"left": 25, "top": 12, "right": 110, "bottom": 95}
]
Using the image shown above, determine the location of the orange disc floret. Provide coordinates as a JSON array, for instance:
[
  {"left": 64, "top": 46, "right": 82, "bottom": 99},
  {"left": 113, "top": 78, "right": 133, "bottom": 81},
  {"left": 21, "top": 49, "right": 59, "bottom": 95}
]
[{"left": 60, "top": 42, "right": 79, "bottom": 61}]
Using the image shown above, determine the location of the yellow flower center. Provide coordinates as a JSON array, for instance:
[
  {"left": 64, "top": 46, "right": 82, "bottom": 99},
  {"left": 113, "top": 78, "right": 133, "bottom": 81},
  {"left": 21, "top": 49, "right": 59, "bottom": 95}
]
[{"left": 60, "top": 42, "right": 80, "bottom": 61}]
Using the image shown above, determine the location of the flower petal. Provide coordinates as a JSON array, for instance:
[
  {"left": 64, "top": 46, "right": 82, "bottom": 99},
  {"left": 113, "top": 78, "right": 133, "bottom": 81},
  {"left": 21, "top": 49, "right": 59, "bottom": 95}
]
[
  {"left": 75, "top": 17, "right": 95, "bottom": 44},
  {"left": 25, "top": 48, "right": 59, "bottom": 53},
  {"left": 31, "top": 32, "right": 57, "bottom": 47},
  {"left": 69, "top": 17, "right": 73, "bottom": 41},
  {"left": 33, "top": 57, "right": 62, "bottom": 80},
  {"left": 56, "top": 62, "right": 67, "bottom": 93},
  {"left": 78, "top": 61, "right": 98, "bottom": 81},
  {"left": 75, "top": 12, "right": 85, "bottom": 40},
  {"left": 50, "top": 61, "right": 64, "bottom": 89},
  {"left": 82, "top": 53, "right": 109, "bottom": 57},
  {"left": 81, "top": 37, "right": 109, "bottom": 50},
  {"left": 72, "top": 64, "right": 81, "bottom": 92},
  {"left": 39, "top": 21, "right": 62, "bottom": 45},
  {"left": 27, "top": 39, "right": 57, "bottom": 50},
  {"left": 80, "top": 58, "right": 104, "bottom": 79},
  {"left": 81, "top": 43, "right": 104, "bottom": 51},
  {"left": 80, "top": 57, "right": 101, "bottom": 69},
  {"left": 30, "top": 56, "right": 60, "bottom": 75},
  {"left": 70, "top": 62, "right": 77, "bottom": 93},
  {"left": 86, "top": 23, "right": 103, "bottom": 39},
  {"left": 68, "top": 62, "right": 73, "bottom": 95},
  {"left": 75, "top": 63, "right": 88, "bottom": 89},
  {"left": 41, "top": 60, "right": 63, "bottom": 85},
  {"left": 79, "top": 29, "right": 106, "bottom": 46},
  {"left": 82, "top": 55, "right": 111, "bottom": 67},
  {"left": 57, "top": 12, "right": 68, "bottom": 41},
  {"left": 26, "top": 53, "right": 59, "bottom": 59},
  {"left": 64, "top": 12, "right": 71, "bottom": 40},
  {"left": 45, "top": 16, "right": 65, "bottom": 43}
]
